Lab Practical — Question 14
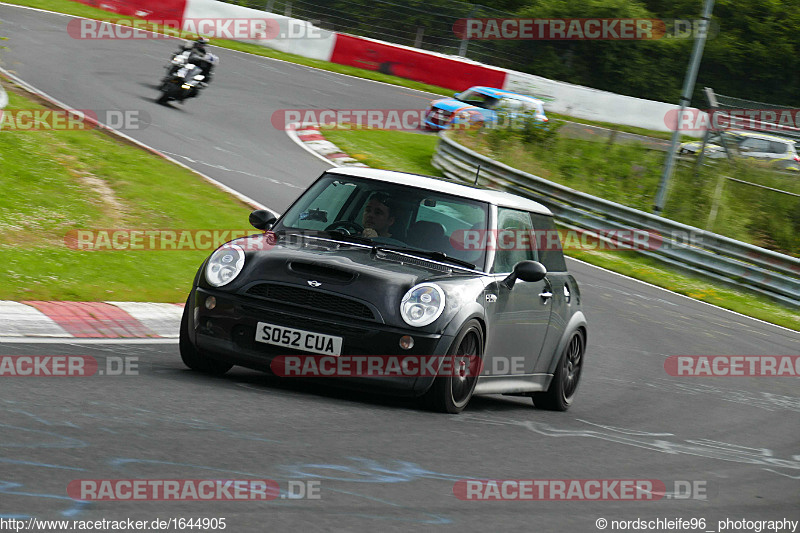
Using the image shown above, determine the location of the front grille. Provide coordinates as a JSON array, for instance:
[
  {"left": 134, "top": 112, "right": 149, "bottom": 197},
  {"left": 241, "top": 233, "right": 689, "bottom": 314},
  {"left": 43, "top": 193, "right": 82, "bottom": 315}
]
[
  {"left": 244, "top": 283, "right": 375, "bottom": 320},
  {"left": 240, "top": 305, "right": 373, "bottom": 338}
]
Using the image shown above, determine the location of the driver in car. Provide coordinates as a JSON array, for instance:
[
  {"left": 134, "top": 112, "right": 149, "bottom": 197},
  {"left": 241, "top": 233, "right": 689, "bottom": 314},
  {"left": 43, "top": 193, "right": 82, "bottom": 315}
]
[{"left": 361, "top": 192, "right": 396, "bottom": 238}]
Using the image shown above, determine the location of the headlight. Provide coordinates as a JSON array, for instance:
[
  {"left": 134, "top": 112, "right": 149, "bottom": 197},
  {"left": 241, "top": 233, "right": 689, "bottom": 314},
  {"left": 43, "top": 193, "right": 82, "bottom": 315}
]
[
  {"left": 205, "top": 244, "right": 245, "bottom": 287},
  {"left": 400, "top": 283, "right": 445, "bottom": 327}
]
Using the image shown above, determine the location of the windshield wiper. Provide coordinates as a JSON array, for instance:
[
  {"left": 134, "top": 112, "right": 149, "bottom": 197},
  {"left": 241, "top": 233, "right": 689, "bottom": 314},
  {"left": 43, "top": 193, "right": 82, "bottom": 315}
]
[
  {"left": 271, "top": 230, "right": 372, "bottom": 248},
  {"left": 375, "top": 246, "right": 475, "bottom": 270},
  {"left": 323, "top": 230, "right": 375, "bottom": 246}
]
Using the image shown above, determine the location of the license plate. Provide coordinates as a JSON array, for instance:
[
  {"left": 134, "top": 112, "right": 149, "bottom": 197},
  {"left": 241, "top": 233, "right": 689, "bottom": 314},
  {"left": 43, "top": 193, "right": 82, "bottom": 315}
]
[{"left": 255, "top": 322, "right": 343, "bottom": 356}]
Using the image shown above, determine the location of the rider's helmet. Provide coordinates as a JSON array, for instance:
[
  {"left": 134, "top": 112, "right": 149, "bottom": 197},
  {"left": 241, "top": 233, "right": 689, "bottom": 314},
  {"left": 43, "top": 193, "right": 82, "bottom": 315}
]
[{"left": 193, "top": 37, "right": 210, "bottom": 54}]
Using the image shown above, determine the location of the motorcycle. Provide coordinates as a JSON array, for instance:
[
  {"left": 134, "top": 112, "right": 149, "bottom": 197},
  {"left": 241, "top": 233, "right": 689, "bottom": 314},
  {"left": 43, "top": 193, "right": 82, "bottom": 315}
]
[{"left": 157, "top": 54, "right": 207, "bottom": 105}]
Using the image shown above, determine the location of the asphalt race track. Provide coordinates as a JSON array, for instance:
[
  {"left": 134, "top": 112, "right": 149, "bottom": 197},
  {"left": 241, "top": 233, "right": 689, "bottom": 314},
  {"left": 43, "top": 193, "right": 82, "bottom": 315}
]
[{"left": 0, "top": 4, "right": 798, "bottom": 531}]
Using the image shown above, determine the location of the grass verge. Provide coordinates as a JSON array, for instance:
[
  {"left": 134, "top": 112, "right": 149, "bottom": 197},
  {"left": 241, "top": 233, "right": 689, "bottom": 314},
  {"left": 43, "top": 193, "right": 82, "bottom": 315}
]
[
  {"left": 314, "top": 127, "right": 799, "bottom": 331},
  {"left": 0, "top": 78, "right": 253, "bottom": 302},
  {"left": 321, "top": 128, "right": 443, "bottom": 177}
]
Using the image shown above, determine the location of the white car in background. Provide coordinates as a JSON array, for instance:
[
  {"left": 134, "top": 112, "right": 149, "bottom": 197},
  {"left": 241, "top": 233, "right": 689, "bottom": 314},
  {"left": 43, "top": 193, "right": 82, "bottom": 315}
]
[{"left": 679, "top": 130, "right": 800, "bottom": 171}]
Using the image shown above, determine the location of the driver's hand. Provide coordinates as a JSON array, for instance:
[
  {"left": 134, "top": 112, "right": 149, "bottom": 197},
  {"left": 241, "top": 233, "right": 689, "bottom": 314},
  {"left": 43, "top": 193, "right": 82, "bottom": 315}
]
[{"left": 362, "top": 228, "right": 378, "bottom": 238}]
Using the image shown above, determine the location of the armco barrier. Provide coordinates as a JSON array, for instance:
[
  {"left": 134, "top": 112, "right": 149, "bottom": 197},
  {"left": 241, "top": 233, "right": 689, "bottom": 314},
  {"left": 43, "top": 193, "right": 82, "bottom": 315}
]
[
  {"left": 329, "top": 33, "right": 506, "bottom": 92},
  {"left": 432, "top": 132, "right": 800, "bottom": 308}
]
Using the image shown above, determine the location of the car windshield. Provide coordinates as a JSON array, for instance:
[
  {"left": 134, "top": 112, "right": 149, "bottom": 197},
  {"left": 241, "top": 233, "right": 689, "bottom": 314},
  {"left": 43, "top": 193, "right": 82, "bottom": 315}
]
[
  {"left": 274, "top": 174, "right": 490, "bottom": 270},
  {"left": 456, "top": 89, "right": 500, "bottom": 110}
]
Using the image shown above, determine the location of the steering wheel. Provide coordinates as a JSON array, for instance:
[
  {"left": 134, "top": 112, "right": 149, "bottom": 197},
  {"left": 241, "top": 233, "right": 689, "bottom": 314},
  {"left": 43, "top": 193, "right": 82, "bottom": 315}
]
[{"left": 325, "top": 220, "right": 364, "bottom": 236}]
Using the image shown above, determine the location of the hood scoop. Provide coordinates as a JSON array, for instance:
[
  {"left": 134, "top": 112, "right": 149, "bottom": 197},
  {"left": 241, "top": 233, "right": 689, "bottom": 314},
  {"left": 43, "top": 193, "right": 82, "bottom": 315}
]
[{"left": 287, "top": 261, "right": 357, "bottom": 284}]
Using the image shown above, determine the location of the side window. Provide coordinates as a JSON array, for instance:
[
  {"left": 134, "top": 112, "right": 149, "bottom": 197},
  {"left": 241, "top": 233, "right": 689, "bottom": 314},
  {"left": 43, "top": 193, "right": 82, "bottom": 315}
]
[
  {"left": 530, "top": 213, "right": 567, "bottom": 272},
  {"left": 769, "top": 141, "right": 788, "bottom": 155},
  {"left": 739, "top": 138, "right": 769, "bottom": 153},
  {"left": 492, "top": 208, "right": 535, "bottom": 274},
  {"left": 498, "top": 98, "right": 523, "bottom": 112}
]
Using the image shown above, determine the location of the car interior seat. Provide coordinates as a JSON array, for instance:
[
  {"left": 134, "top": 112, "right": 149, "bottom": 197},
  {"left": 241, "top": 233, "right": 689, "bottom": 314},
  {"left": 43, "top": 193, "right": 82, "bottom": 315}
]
[{"left": 406, "top": 220, "right": 448, "bottom": 251}]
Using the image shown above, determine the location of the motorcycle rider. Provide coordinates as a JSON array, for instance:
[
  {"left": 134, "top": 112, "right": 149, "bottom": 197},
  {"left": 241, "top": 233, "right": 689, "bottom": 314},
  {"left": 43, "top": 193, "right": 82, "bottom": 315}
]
[{"left": 165, "top": 37, "right": 218, "bottom": 87}]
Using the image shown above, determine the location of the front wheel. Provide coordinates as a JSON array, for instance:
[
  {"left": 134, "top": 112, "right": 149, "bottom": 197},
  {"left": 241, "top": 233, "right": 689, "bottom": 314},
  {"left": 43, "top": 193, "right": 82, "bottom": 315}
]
[
  {"left": 423, "top": 320, "right": 484, "bottom": 414},
  {"left": 179, "top": 295, "right": 233, "bottom": 376},
  {"left": 532, "top": 330, "right": 585, "bottom": 411}
]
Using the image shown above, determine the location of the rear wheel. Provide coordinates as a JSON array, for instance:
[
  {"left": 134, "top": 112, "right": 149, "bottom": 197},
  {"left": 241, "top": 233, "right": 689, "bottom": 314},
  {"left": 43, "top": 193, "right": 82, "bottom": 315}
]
[
  {"left": 157, "top": 92, "right": 170, "bottom": 105},
  {"left": 423, "top": 320, "right": 484, "bottom": 414},
  {"left": 532, "top": 330, "right": 585, "bottom": 411},
  {"left": 179, "top": 295, "right": 232, "bottom": 376}
]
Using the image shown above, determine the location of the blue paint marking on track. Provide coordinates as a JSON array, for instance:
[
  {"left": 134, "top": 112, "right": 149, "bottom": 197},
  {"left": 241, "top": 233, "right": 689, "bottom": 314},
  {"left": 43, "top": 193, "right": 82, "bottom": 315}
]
[
  {"left": 0, "top": 458, "right": 86, "bottom": 471},
  {"left": 108, "top": 457, "right": 458, "bottom": 524},
  {"left": 0, "top": 481, "right": 90, "bottom": 517},
  {"left": 280, "top": 457, "right": 468, "bottom": 483},
  {"left": 0, "top": 424, "right": 88, "bottom": 449}
]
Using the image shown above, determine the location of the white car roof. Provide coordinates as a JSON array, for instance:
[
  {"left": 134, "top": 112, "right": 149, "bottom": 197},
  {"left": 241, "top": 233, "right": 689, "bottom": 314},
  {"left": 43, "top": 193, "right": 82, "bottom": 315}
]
[{"left": 325, "top": 167, "right": 553, "bottom": 216}]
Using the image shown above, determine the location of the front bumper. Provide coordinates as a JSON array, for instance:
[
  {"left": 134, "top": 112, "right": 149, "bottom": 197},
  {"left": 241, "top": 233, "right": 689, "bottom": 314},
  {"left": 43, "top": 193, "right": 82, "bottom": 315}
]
[
  {"left": 190, "top": 288, "right": 454, "bottom": 396},
  {"left": 424, "top": 108, "right": 453, "bottom": 130}
]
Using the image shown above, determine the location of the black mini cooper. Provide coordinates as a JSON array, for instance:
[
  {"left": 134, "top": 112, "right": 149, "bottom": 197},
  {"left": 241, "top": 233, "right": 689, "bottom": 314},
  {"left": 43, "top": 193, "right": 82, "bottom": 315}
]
[{"left": 180, "top": 167, "right": 587, "bottom": 413}]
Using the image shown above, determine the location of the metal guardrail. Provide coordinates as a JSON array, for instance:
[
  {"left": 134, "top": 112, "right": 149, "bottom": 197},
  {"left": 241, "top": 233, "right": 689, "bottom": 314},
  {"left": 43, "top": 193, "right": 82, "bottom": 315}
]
[{"left": 432, "top": 132, "right": 800, "bottom": 308}]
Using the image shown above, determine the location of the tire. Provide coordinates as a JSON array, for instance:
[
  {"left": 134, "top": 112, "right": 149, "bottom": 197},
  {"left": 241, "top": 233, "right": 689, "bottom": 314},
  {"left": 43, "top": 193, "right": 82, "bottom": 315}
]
[
  {"left": 157, "top": 92, "right": 170, "bottom": 105},
  {"left": 179, "top": 295, "right": 233, "bottom": 376},
  {"left": 532, "top": 330, "right": 585, "bottom": 411},
  {"left": 423, "top": 319, "right": 484, "bottom": 414}
]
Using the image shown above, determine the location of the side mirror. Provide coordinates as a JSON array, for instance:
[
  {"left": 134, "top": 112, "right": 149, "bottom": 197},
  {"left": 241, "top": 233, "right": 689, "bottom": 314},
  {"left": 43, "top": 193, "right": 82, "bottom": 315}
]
[
  {"left": 249, "top": 209, "right": 278, "bottom": 231},
  {"left": 454, "top": 92, "right": 461, "bottom": 99},
  {"left": 502, "top": 260, "right": 547, "bottom": 289}
]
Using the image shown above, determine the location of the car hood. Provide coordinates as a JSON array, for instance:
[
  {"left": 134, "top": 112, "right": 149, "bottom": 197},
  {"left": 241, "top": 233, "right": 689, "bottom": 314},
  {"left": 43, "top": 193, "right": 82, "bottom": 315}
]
[
  {"left": 213, "top": 236, "right": 477, "bottom": 326},
  {"left": 430, "top": 98, "right": 479, "bottom": 113}
]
